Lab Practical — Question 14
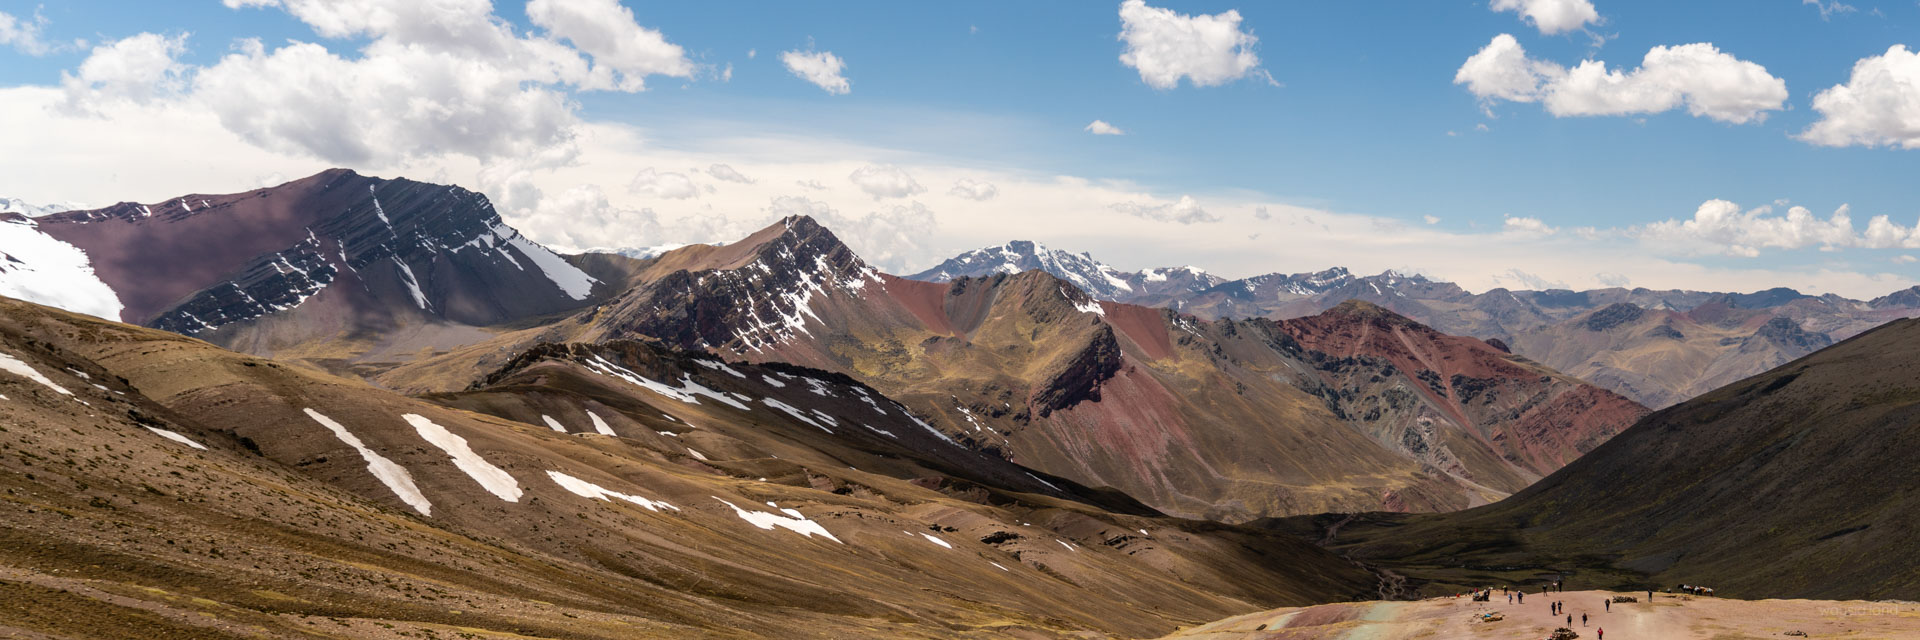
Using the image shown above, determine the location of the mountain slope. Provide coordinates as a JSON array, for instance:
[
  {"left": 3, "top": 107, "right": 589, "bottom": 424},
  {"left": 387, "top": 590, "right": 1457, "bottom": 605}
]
[
  {"left": 388, "top": 217, "right": 1645, "bottom": 523},
  {"left": 14, "top": 169, "right": 602, "bottom": 377},
  {"left": 0, "top": 293, "right": 1377, "bottom": 638},
  {"left": 1289, "top": 317, "right": 1920, "bottom": 599}
]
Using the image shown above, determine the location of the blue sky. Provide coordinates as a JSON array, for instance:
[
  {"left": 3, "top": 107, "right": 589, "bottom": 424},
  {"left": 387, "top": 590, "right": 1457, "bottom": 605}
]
[{"left": 3, "top": 0, "right": 1920, "bottom": 296}]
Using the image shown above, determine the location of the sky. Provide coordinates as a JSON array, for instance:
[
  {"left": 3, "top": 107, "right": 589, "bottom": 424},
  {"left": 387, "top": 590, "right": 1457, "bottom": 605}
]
[{"left": 3, "top": 0, "right": 1920, "bottom": 297}]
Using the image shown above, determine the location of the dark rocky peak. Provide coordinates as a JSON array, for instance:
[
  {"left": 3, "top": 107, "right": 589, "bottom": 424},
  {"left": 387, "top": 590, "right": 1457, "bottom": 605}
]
[
  {"left": 1584, "top": 303, "right": 1646, "bottom": 332},
  {"left": 1717, "top": 287, "right": 1811, "bottom": 309},
  {"left": 1744, "top": 316, "right": 1833, "bottom": 353},
  {"left": 1870, "top": 286, "right": 1920, "bottom": 309},
  {"left": 591, "top": 216, "right": 881, "bottom": 353},
  {"left": 1321, "top": 299, "right": 1421, "bottom": 329}
]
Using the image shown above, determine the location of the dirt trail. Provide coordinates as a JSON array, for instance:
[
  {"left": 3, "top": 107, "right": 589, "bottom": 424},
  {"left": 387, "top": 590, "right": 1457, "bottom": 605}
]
[{"left": 1163, "top": 590, "right": 1920, "bottom": 639}]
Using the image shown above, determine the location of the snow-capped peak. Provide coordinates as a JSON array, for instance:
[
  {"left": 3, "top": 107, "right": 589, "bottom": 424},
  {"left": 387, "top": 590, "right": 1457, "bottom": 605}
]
[{"left": 908, "top": 242, "right": 1222, "bottom": 302}]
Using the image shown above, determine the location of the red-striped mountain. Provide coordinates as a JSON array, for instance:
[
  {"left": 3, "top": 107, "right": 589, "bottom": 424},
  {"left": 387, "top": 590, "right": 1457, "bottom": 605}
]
[{"left": 386, "top": 216, "right": 1648, "bottom": 523}]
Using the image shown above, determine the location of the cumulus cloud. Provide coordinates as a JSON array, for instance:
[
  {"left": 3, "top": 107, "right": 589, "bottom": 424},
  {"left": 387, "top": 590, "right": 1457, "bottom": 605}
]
[
  {"left": 526, "top": 0, "right": 696, "bottom": 91},
  {"left": 627, "top": 167, "right": 698, "bottom": 199},
  {"left": 1456, "top": 34, "right": 1787, "bottom": 124},
  {"left": 781, "top": 48, "right": 850, "bottom": 95},
  {"left": 948, "top": 178, "right": 997, "bottom": 201},
  {"left": 1800, "top": 46, "right": 1920, "bottom": 149},
  {"left": 848, "top": 164, "right": 924, "bottom": 199},
  {"left": 1111, "top": 195, "right": 1220, "bottom": 224},
  {"left": 1896, "top": 255, "right": 1918, "bottom": 264},
  {"left": 1489, "top": 0, "right": 1600, "bottom": 35},
  {"left": 1503, "top": 215, "right": 1557, "bottom": 235},
  {"left": 0, "top": 9, "right": 56, "bottom": 56},
  {"left": 1084, "top": 119, "right": 1126, "bottom": 135},
  {"left": 1117, "top": 0, "right": 1268, "bottom": 90},
  {"left": 706, "top": 163, "right": 754, "bottom": 184},
  {"left": 59, "top": 0, "right": 695, "bottom": 167},
  {"left": 61, "top": 33, "right": 190, "bottom": 110},
  {"left": 1634, "top": 199, "right": 1883, "bottom": 257},
  {"left": 1595, "top": 272, "right": 1632, "bottom": 287},
  {"left": 1423, "top": 215, "right": 1441, "bottom": 225}
]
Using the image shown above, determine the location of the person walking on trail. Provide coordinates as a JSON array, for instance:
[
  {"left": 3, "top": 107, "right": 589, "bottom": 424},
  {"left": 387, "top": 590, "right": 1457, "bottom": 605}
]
[
  {"left": 1598, "top": 628, "right": 1604, "bottom": 639},
  {"left": 1582, "top": 613, "right": 1588, "bottom": 626},
  {"left": 1605, "top": 599, "right": 1610, "bottom": 612},
  {"left": 1566, "top": 614, "right": 1572, "bottom": 627}
]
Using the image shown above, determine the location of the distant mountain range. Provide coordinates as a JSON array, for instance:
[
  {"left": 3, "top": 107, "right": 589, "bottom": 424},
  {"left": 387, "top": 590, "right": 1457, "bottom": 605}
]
[{"left": 910, "top": 243, "right": 1920, "bottom": 407}]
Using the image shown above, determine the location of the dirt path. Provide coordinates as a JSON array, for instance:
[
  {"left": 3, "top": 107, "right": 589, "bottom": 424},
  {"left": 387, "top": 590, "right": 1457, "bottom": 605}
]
[{"left": 1164, "top": 590, "right": 1920, "bottom": 639}]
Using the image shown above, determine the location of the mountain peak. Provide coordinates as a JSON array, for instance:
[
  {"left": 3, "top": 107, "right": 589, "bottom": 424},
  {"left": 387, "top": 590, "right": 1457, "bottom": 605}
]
[{"left": 908, "top": 241, "right": 1222, "bottom": 301}]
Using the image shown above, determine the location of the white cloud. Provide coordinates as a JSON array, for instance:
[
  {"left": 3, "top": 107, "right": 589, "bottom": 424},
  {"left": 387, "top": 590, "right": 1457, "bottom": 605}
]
[
  {"left": 627, "top": 167, "right": 698, "bottom": 199},
  {"left": 1803, "top": 0, "right": 1857, "bottom": 20},
  {"left": 848, "top": 164, "right": 923, "bottom": 199},
  {"left": 57, "top": 0, "right": 694, "bottom": 168},
  {"left": 1111, "top": 195, "right": 1220, "bottom": 224},
  {"left": 1489, "top": 0, "right": 1600, "bottom": 35},
  {"left": 781, "top": 48, "right": 850, "bottom": 95},
  {"left": 948, "top": 178, "right": 997, "bottom": 201},
  {"left": 795, "top": 179, "right": 828, "bottom": 191},
  {"left": 1454, "top": 34, "right": 1555, "bottom": 104},
  {"left": 1116, "top": 0, "right": 1268, "bottom": 90},
  {"left": 1085, "top": 119, "right": 1126, "bottom": 135},
  {"left": 61, "top": 33, "right": 190, "bottom": 110},
  {"left": 1423, "top": 215, "right": 1441, "bottom": 225},
  {"left": 1895, "top": 255, "right": 1918, "bottom": 264},
  {"left": 0, "top": 10, "right": 55, "bottom": 56},
  {"left": 526, "top": 0, "right": 696, "bottom": 91},
  {"left": 1456, "top": 34, "right": 1787, "bottom": 124},
  {"left": 1503, "top": 215, "right": 1556, "bottom": 235},
  {"left": 1635, "top": 199, "right": 1884, "bottom": 257},
  {"left": 706, "top": 163, "right": 755, "bottom": 183},
  {"left": 1800, "top": 46, "right": 1920, "bottom": 149},
  {"left": 1492, "top": 268, "right": 1570, "bottom": 290}
]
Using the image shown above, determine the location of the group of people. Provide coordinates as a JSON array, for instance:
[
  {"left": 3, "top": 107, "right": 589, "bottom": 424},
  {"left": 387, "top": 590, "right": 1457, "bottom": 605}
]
[{"left": 1484, "top": 583, "right": 1606, "bottom": 639}]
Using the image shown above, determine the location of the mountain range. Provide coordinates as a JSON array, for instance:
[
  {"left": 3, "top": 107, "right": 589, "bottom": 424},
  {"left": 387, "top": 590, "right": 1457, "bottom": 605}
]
[
  {"left": 908, "top": 242, "right": 1920, "bottom": 408},
  {"left": 1264, "top": 314, "right": 1920, "bottom": 601},
  {"left": 5, "top": 169, "right": 1920, "bottom": 637}
]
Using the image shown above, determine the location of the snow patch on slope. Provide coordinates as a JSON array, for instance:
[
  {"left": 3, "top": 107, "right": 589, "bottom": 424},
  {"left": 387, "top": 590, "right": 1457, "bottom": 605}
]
[
  {"left": 0, "top": 217, "right": 126, "bottom": 321},
  {"left": 0, "top": 351, "right": 72, "bottom": 396},
  {"left": 303, "top": 409, "right": 433, "bottom": 516},
  {"left": 546, "top": 470, "right": 676, "bottom": 512},
  {"left": 145, "top": 427, "right": 208, "bottom": 450},
  {"left": 717, "top": 498, "right": 841, "bottom": 542},
  {"left": 402, "top": 413, "right": 522, "bottom": 503}
]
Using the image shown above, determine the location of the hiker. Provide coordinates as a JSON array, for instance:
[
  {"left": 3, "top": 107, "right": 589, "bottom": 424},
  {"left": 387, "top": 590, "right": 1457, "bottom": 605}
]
[
  {"left": 1598, "top": 628, "right": 1604, "bottom": 639},
  {"left": 1582, "top": 613, "right": 1588, "bottom": 626},
  {"left": 1507, "top": 593, "right": 1513, "bottom": 604},
  {"left": 1566, "top": 614, "right": 1572, "bottom": 627},
  {"left": 1605, "top": 599, "right": 1610, "bottom": 612}
]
